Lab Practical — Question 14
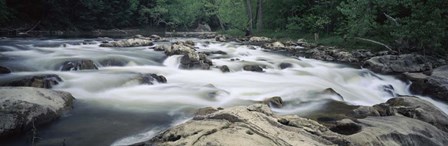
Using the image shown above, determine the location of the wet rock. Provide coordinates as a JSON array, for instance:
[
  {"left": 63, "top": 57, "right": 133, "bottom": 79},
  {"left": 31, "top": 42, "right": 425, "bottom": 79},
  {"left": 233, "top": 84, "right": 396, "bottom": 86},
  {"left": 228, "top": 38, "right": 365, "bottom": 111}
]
[
  {"left": 279, "top": 63, "right": 293, "bottom": 69},
  {"left": 0, "top": 74, "right": 62, "bottom": 89},
  {"left": 219, "top": 65, "right": 230, "bottom": 73},
  {"left": 136, "top": 73, "right": 167, "bottom": 85},
  {"left": 0, "top": 66, "right": 11, "bottom": 74},
  {"left": 59, "top": 59, "right": 98, "bottom": 71},
  {"left": 249, "top": 36, "right": 271, "bottom": 42},
  {"left": 179, "top": 53, "right": 212, "bottom": 70},
  {"left": 263, "top": 96, "right": 283, "bottom": 108},
  {"left": 264, "top": 41, "right": 285, "bottom": 50},
  {"left": 215, "top": 35, "right": 227, "bottom": 42},
  {"left": 322, "top": 88, "right": 344, "bottom": 101},
  {"left": 194, "top": 107, "right": 219, "bottom": 116},
  {"left": 363, "top": 54, "right": 432, "bottom": 74},
  {"left": 0, "top": 87, "right": 75, "bottom": 139},
  {"left": 424, "top": 65, "right": 448, "bottom": 102},
  {"left": 82, "top": 40, "right": 96, "bottom": 45},
  {"left": 152, "top": 45, "right": 169, "bottom": 51},
  {"left": 403, "top": 72, "right": 429, "bottom": 94},
  {"left": 100, "top": 38, "right": 154, "bottom": 47},
  {"left": 202, "top": 50, "right": 227, "bottom": 56},
  {"left": 165, "top": 42, "right": 196, "bottom": 56},
  {"left": 243, "top": 65, "right": 264, "bottom": 72},
  {"left": 138, "top": 104, "right": 347, "bottom": 146}
]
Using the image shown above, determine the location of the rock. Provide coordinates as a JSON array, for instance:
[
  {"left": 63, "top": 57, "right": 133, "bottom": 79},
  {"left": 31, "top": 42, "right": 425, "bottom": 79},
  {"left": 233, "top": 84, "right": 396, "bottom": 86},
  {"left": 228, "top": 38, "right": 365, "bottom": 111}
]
[
  {"left": 139, "top": 104, "right": 347, "bottom": 146},
  {"left": 340, "top": 96, "right": 448, "bottom": 146},
  {"left": 149, "top": 35, "right": 162, "bottom": 41},
  {"left": 82, "top": 40, "right": 96, "bottom": 45},
  {"left": 179, "top": 53, "right": 212, "bottom": 70},
  {"left": 322, "top": 88, "right": 344, "bottom": 101},
  {"left": 202, "top": 50, "right": 227, "bottom": 56},
  {"left": 215, "top": 35, "right": 227, "bottom": 42},
  {"left": 403, "top": 72, "right": 429, "bottom": 94},
  {"left": 100, "top": 38, "right": 154, "bottom": 47},
  {"left": 0, "top": 74, "right": 62, "bottom": 89},
  {"left": 0, "top": 66, "right": 11, "bottom": 74},
  {"left": 243, "top": 65, "right": 264, "bottom": 72},
  {"left": 424, "top": 65, "right": 448, "bottom": 102},
  {"left": 219, "top": 65, "right": 230, "bottom": 73},
  {"left": 363, "top": 54, "right": 432, "bottom": 74},
  {"left": 152, "top": 45, "right": 169, "bottom": 51},
  {"left": 348, "top": 96, "right": 448, "bottom": 132},
  {"left": 279, "top": 62, "right": 293, "bottom": 69},
  {"left": 59, "top": 59, "right": 98, "bottom": 71},
  {"left": 263, "top": 96, "right": 283, "bottom": 108},
  {"left": 352, "top": 50, "right": 374, "bottom": 61},
  {"left": 194, "top": 107, "right": 219, "bottom": 116},
  {"left": 136, "top": 73, "right": 167, "bottom": 85},
  {"left": 264, "top": 41, "right": 285, "bottom": 50},
  {"left": 165, "top": 42, "right": 196, "bottom": 56},
  {"left": 249, "top": 36, "right": 271, "bottom": 42},
  {"left": 0, "top": 87, "right": 75, "bottom": 139},
  {"left": 338, "top": 116, "right": 448, "bottom": 146}
]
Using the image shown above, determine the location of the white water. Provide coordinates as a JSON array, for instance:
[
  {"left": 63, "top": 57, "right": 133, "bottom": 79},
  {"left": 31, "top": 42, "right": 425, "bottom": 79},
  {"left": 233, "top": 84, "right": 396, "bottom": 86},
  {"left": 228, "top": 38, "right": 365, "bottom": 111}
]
[{"left": 1, "top": 38, "right": 447, "bottom": 145}]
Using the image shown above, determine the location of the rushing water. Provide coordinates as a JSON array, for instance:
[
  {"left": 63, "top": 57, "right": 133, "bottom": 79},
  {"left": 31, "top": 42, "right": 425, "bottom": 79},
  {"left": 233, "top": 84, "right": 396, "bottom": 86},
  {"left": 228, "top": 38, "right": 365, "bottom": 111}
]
[{"left": 0, "top": 38, "right": 447, "bottom": 146}]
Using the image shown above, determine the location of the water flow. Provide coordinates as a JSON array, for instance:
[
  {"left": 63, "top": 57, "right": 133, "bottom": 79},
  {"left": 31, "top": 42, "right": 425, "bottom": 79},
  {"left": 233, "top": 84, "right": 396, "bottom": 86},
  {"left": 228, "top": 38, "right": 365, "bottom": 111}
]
[{"left": 0, "top": 38, "right": 446, "bottom": 146}]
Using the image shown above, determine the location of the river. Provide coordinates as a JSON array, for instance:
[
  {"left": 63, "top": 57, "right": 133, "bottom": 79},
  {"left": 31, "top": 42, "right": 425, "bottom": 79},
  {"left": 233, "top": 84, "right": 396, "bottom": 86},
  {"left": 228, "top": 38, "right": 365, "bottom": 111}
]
[{"left": 1, "top": 38, "right": 447, "bottom": 146}]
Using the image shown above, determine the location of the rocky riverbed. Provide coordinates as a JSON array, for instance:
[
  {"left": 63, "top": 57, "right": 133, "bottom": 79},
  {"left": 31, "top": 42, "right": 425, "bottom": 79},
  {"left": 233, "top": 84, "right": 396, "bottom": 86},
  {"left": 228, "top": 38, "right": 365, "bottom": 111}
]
[{"left": 0, "top": 35, "right": 447, "bottom": 146}]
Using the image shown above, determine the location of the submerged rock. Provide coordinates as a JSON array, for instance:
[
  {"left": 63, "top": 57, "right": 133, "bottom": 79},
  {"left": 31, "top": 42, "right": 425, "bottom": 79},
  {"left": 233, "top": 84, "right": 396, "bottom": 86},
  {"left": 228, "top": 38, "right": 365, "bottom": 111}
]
[
  {"left": 243, "top": 65, "right": 264, "bottom": 72},
  {"left": 263, "top": 96, "right": 283, "bottom": 108},
  {"left": 136, "top": 73, "right": 167, "bottom": 85},
  {"left": 0, "top": 74, "right": 62, "bottom": 89},
  {"left": 0, "top": 66, "right": 11, "bottom": 74},
  {"left": 0, "top": 87, "right": 75, "bottom": 139},
  {"left": 179, "top": 53, "right": 213, "bottom": 70},
  {"left": 219, "top": 65, "right": 230, "bottom": 73},
  {"left": 279, "top": 63, "right": 293, "bottom": 69},
  {"left": 363, "top": 54, "right": 432, "bottom": 74},
  {"left": 100, "top": 38, "right": 154, "bottom": 47},
  {"left": 139, "top": 104, "right": 347, "bottom": 146},
  {"left": 59, "top": 59, "right": 98, "bottom": 71}
]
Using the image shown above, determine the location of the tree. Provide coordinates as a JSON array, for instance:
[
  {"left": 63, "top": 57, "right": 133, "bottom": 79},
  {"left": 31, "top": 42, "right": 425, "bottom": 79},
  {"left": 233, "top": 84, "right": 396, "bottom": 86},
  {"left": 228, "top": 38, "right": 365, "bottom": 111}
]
[
  {"left": 244, "top": 0, "right": 253, "bottom": 34},
  {"left": 255, "top": 0, "right": 263, "bottom": 31}
]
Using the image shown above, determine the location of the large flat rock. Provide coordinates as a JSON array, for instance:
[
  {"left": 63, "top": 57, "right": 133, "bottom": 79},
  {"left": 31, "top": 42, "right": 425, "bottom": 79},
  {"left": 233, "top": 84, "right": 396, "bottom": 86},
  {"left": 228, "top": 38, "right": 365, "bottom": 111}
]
[{"left": 0, "top": 87, "right": 75, "bottom": 139}]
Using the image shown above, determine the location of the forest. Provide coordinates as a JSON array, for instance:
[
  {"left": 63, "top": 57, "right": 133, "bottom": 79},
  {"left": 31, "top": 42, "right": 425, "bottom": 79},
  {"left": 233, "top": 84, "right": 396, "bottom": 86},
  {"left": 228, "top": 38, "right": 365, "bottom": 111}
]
[{"left": 0, "top": 0, "right": 447, "bottom": 56}]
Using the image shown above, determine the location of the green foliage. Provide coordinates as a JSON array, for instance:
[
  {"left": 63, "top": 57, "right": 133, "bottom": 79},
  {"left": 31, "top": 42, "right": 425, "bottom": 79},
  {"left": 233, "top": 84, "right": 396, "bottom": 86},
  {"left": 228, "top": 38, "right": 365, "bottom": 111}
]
[
  {"left": 338, "top": 0, "right": 448, "bottom": 55},
  {"left": 0, "top": 0, "right": 11, "bottom": 25}
]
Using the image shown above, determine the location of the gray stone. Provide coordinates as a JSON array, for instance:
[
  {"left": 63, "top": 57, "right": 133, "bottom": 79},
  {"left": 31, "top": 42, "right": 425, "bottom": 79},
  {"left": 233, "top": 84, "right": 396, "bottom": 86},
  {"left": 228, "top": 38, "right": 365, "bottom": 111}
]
[
  {"left": 100, "top": 38, "right": 154, "bottom": 47},
  {"left": 363, "top": 54, "right": 432, "bottom": 73},
  {"left": 219, "top": 65, "right": 230, "bottom": 73},
  {"left": 139, "top": 104, "right": 347, "bottom": 146},
  {"left": 0, "top": 87, "right": 75, "bottom": 139},
  {"left": 243, "top": 65, "right": 264, "bottom": 72},
  {"left": 59, "top": 59, "right": 98, "bottom": 71}
]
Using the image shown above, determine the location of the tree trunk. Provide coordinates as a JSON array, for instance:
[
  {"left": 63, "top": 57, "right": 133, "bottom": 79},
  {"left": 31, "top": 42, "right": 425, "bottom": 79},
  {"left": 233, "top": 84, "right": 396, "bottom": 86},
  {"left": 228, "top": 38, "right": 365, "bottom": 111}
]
[
  {"left": 244, "top": 0, "right": 253, "bottom": 34},
  {"left": 256, "top": 0, "right": 263, "bottom": 31}
]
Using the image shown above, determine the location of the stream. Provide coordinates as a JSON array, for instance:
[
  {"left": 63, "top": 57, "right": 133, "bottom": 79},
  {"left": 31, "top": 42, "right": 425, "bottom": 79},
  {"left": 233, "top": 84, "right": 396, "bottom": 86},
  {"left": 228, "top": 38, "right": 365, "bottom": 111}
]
[{"left": 1, "top": 38, "right": 447, "bottom": 146}]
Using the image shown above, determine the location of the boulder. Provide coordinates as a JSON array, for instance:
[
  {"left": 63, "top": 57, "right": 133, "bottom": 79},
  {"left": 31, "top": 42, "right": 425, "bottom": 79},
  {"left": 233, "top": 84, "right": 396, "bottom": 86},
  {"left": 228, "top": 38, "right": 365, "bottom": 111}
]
[
  {"left": 179, "top": 53, "right": 213, "bottom": 70},
  {"left": 243, "top": 65, "right": 264, "bottom": 72},
  {"left": 363, "top": 54, "right": 432, "bottom": 74},
  {"left": 215, "top": 35, "right": 227, "bottom": 42},
  {"left": 340, "top": 96, "right": 448, "bottom": 146},
  {"left": 249, "top": 36, "right": 271, "bottom": 42},
  {"left": 264, "top": 41, "right": 285, "bottom": 50},
  {"left": 164, "top": 42, "right": 196, "bottom": 56},
  {"left": 0, "top": 66, "right": 11, "bottom": 74},
  {"left": 0, "top": 87, "right": 75, "bottom": 139},
  {"left": 0, "top": 74, "right": 62, "bottom": 89},
  {"left": 100, "top": 38, "right": 154, "bottom": 47},
  {"left": 424, "top": 65, "right": 448, "bottom": 102},
  {"left": 139, "top": 104, "right": 347, "bottom": 146},
  {"left": 263, "top": 96, "right": 283, "bottom": 108},
  {"left": 219, "top": 65, "right": 230, "bottom": 73},
  {"left": 136, "top": 73, "right": 167, "bottom": 85},
  {"left": 350, "top": 97, "right": 448, "bottom": 131},
  {"left": 333, "top": 117, "right": 448, "bottom": 146},
  {"left": 59, "top": 59, "right": 98, "bottom": 71},
  {"left": 403, "top": 72, "right": 429, "bottom": 94},
  {"left": 279, "top": 62, "right": 293, "bottom": 69},
  {"left": 152, "top": 45, "right": 169, "bottom": 52},
  {"left": 149, "top": 35, "right": 162, "bottom": 41}
]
